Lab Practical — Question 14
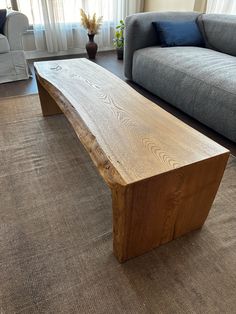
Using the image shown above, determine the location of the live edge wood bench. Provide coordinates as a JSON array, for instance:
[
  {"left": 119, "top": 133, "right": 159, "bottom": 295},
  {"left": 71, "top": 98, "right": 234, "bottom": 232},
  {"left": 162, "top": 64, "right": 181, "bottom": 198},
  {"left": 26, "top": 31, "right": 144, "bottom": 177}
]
[{"left": 34, "top": 58, "right": 229, "bottom": 263}]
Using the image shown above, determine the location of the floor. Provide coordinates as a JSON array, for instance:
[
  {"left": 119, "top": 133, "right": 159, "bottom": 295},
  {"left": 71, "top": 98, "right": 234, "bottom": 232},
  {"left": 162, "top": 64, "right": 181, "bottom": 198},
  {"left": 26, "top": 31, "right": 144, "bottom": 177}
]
[
  {"left": 1, "top": 94, "right": 235, "bottom": 314},
  {"left": 0, "top": 50, "right": 235, "bottom": 155},
  {"left": 1, "top": 51, "right": 236, "bottom": 314}
]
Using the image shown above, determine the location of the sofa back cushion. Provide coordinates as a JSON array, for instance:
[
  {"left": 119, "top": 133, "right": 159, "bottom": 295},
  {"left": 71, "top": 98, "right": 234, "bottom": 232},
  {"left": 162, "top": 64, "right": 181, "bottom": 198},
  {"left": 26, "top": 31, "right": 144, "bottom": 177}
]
[{"left": 198, "top": 14, "right": 236, "bottom": 56}]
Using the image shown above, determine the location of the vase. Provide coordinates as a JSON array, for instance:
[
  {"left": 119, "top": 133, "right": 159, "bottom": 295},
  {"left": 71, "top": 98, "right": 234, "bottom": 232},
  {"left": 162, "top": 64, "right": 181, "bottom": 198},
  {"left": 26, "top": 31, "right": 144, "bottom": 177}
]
[
  {"left": 86, "top": 33, "right": 98, "bottom": 59},
  {"left": 116, "top": 47, "right": 123, "bottom": 60}
]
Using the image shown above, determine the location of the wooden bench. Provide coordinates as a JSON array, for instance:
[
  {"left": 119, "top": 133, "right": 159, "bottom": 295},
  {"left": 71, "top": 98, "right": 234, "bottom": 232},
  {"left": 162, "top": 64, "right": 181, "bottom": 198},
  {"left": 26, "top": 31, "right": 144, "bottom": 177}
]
[{"left": 35, "top": 58, "right": 229, "bottom": 263}]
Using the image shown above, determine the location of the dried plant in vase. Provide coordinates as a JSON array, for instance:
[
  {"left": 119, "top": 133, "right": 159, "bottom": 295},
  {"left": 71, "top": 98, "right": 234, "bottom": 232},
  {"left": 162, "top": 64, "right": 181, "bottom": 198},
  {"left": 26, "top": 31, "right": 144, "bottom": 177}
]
[{"left": 80, "top": 9, "right": 103, "bottom": 59}]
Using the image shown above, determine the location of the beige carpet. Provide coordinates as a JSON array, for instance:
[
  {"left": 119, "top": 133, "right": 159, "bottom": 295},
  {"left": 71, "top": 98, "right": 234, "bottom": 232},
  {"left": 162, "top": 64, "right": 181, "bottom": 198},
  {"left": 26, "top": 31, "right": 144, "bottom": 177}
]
[{"left": 0, "top": 95, "right": 235, "bottom": 314}]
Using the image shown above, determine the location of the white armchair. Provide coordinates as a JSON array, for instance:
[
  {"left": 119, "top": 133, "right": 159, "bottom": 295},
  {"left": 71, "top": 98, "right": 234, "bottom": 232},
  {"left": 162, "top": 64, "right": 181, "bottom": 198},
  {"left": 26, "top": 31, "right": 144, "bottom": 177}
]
[{"left": 0, "top": 10, "right": 29, "bottom": 83}]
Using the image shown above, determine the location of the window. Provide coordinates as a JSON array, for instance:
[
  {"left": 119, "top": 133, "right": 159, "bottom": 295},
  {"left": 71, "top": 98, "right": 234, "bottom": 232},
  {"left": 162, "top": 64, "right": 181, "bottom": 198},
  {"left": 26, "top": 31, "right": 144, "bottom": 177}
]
[
  {"left": 0, "top": 0, "right": 11, "bottom": 9},
  {"left": 17, "top": 0, "right": 39, "bottom": 24},
  {"left": 17, "top": 0, "right": 113, "bottom": 25},
  {"left": 15, "top": 0, "right": 142, "bottom": 53},
  {"left": 207, "top": 0, "right": 236, "bottom": 14}
]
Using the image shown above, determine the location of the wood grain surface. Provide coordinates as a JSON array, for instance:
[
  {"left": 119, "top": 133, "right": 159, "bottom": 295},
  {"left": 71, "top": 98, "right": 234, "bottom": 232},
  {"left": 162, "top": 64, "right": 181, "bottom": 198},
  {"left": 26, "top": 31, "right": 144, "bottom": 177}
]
[{"left": 35, "top": 58, "right": 230, "bottom": 262}]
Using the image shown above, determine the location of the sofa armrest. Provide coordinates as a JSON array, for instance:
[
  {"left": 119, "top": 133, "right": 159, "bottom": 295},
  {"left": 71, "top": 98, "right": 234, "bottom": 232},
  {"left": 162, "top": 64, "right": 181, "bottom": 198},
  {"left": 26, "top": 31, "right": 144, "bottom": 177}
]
[
  {"left": 3, "top": 10, "right": 29, "bottom": 51},
  {"left": 124, "top": 11, "right": 200, "bottom": 80}
]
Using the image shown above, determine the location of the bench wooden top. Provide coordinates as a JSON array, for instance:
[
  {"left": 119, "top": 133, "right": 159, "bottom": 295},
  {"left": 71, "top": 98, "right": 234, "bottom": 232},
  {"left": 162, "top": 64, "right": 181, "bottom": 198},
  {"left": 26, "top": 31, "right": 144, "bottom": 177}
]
[{"left": 34, "top": 58, "right": 229, "bottom": 187}]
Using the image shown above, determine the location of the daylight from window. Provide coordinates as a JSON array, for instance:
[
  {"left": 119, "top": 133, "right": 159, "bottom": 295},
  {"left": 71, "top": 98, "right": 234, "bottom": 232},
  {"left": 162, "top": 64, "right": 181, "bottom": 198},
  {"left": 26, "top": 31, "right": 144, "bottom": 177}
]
[
  {"left": 0, "top": 0, "right": 11, "bottom": 9},
  {"left": 17, "top": 0, "right": 113, "bottom": 25}
]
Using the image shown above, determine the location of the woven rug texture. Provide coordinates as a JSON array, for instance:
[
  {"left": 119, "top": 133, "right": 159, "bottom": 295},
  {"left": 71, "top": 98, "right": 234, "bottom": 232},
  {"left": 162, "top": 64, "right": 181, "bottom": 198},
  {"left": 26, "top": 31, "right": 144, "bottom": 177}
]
[{"left": 0, "top": 95, "right": 236, "bottom": 314}]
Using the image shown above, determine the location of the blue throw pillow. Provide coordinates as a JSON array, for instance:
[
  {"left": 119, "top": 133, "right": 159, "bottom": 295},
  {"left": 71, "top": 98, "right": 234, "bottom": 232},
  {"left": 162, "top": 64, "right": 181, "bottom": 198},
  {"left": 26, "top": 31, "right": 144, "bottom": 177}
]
[
  {"left": 0, "top": 9, "right": 7, "bottom": 35},
  {"left": 152, "top": 20, "right": 205, "bottom": 47}
]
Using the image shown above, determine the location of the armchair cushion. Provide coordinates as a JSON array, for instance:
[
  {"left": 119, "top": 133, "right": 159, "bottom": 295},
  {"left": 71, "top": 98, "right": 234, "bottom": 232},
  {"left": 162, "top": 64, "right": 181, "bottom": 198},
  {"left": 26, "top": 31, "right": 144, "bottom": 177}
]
[
  {"left": 0, "top": 50, "right": 29, "bottom": 83},
  {"left": 0, "top": 34, "right": 10, "bottom": 53}
]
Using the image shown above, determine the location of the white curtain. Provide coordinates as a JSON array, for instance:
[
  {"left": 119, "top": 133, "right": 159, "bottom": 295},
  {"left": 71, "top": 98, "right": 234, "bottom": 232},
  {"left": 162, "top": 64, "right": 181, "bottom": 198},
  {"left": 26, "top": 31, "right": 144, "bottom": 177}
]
[
  {"left": 18, "top": 0, "right": 144, "bottom": 53},
  {"left": 207, "top": 0, "right": 236, "bottom": 14}
]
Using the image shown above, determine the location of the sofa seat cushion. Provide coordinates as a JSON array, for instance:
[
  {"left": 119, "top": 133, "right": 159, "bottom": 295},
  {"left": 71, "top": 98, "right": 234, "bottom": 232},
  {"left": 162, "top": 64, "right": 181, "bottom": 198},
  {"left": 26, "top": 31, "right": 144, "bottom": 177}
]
[
  {"left": 132, "top": 46, "right": 236, "bottom": 142},
  {"left": 0, "top": 34, "right": 10, "bottom": 53}
]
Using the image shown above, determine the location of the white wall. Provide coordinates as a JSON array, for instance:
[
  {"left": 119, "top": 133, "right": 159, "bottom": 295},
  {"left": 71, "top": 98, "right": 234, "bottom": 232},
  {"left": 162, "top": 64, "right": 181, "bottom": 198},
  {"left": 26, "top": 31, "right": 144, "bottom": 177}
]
[
  {"left": 144, "top": 0, "right": 195, "bottom": 12},
  {"left": 194, "top": 0, "right": 207, "bottom": 12}
]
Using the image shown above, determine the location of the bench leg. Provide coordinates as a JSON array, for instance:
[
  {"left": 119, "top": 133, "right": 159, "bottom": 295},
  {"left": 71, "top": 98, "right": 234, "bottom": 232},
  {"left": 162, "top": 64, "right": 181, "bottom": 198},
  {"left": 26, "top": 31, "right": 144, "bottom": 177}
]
[
  {"left": 112, "top": 153, "right": 229, "bottom": 263},
  {"left": 36, "top": 76, "right": 62, "bottom": 116}
]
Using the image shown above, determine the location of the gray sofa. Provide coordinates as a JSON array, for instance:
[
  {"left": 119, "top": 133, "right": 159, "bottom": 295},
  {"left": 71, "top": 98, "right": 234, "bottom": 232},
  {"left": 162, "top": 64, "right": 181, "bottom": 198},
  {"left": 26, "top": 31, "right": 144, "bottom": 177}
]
[{"left": 124, "top": 12, "right": 236, "bottom": 143}]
